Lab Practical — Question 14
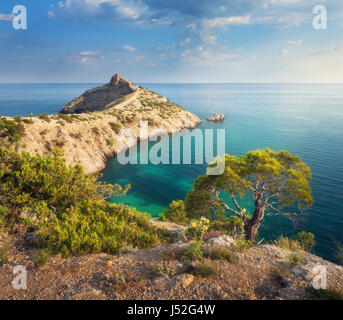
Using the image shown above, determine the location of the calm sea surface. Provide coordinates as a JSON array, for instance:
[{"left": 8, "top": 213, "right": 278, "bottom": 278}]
[{"left": 0, "top": 83, "right": 342, "bottom": 262}]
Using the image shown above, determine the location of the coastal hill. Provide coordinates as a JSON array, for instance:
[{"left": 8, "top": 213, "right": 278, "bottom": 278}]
[{"left": 5, "top": 74, "right": 201, "bottom": 175}]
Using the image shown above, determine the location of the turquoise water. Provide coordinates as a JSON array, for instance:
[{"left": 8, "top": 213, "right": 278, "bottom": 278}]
[{"left": 0, "top": 83, "right": 342, "bottom": 262}]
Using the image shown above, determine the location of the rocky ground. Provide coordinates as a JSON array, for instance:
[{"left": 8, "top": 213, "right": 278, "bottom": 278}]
[{"left": 1, "top": 224, "right": 342, "bottom": 300}]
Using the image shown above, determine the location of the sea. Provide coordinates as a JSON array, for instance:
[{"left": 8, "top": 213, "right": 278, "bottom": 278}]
[{"left": 0, "top": 83, "right": 342, "bottom": 263}]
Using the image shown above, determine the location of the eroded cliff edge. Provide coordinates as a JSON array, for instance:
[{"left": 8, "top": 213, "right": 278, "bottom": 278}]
[{"left": 6, "top": 74, "right": 202, "bottom": 175}]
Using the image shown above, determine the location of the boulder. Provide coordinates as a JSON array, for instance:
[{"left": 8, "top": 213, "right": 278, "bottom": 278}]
[
  {"left": 205, "top": 235, "right": 236, "bottom": 248},
  {"left": 206, "top": 113, "right": 225, "bottom": 122}
]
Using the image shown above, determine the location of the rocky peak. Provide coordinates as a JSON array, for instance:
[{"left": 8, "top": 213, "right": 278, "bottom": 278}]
[
  {"left": 60, "top": 73, "right": 138, "bottom": 114},
  {"left": 110, "top": 74, "right": 122, "bottom": 86}
]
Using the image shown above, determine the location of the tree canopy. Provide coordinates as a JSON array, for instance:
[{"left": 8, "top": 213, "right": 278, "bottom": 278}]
[{"left": 185, "top": 148, "right": 313, "bottom": 242}]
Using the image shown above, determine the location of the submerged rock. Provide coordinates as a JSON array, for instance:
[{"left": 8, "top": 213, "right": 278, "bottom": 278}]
[{"left": 206, "top": 113, "right": 225, "bottom": 122}]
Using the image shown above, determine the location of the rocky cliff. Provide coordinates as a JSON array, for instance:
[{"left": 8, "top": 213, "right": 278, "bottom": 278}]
[
  {"left": 60, "top": 74, "right": 138, "bottom": 114},
  {"left": 6, "top": 74, "right": 202, "bottom": 175}
]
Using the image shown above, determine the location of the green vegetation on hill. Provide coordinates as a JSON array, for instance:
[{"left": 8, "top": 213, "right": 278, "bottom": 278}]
[
  {"left": 0, "top": 147, "right": 171, "bottom": 255},
  {"left": 0, "top": 117, "right": 26, "bottom": 144}
]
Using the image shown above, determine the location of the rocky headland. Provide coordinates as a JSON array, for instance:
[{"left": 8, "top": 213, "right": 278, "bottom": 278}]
[{"left": 4, "top": 74, "right": 202, "bottom": 175}]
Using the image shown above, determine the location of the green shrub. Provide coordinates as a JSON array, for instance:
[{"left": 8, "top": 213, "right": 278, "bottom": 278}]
[
  {"left": 275, "top": 232, "right": 315, "bottom": 252},
  {"left": 184, "top": 240, "right": 205, "bottom": 262},
  {"left": 37, "top": 201, "right": 164, "bottom": 255},
  {"left": 274, "top": 236, "right": 302, "bottom": 250},
  {"left": 159, "top": 200, "right": 189, "bottom": 225},
  {"left": 286, "top": 252, "right": 304, "bottom": 266},
  {"left": 235, "top": 239, "right": 253, "bottom": 251},
  {"left": 22, "top": 118, "right": 34, "bottom": 124},
  {"left": 185, "top": 217, "right": 210, "bottom": 241},
  {"left": 161, "top": 246, "right": 186, "bottom": 261},
  {"left": 106, "top": 138, "right": 114, "bottom": 146},
  {"left": 209, "top": 216, "right": 245, "bottom": 237},
  {"left": 295, "top": 231, "right": 315, "bottom": 251},
  {"left": 109, "top": 122, "right": 122, "bottom": 134},
  {"left": 38, "top": 113, "right": 51, "bottom": 122},
  {"left": 208, "top": 246, "right": 239, "bottom": 263},
  {"left": 34, "top": 248, "right": 51, "bottom": 267},
  {"left": 0, "top": 118, "right": 25, "bottom": 143},
  {"left": 195, "top": 261, "right": 217, "bottom": 277},
  {"left": 57, "top": 114, "right": 73, "bottom": 123}
]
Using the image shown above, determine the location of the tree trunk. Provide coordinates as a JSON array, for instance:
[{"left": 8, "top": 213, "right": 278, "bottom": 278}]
[{"left": 244, "top": 200, "right": 265, "bottom": 243}]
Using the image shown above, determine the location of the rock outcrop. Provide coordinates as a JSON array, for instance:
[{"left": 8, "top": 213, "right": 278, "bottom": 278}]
[
  {"left": 1, "top": 231, "right": 342, "bottom": 300},
  {"left": 60, "top": 74, "right": 138, "bottom": 114},
  {"left": 206, "top": 113, "right": 225, "bottom": 122}
]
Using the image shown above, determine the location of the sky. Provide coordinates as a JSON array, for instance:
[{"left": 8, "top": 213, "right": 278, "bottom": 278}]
[{"left": 0, "top": 0, "right": 343, "bottom": 83}]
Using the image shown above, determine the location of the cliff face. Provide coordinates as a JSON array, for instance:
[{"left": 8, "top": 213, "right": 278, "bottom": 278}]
[
  {"left": 60, "top": 74, "right": 138, "bottom": 114},
  {"left": 11, "top": 75, "right": 202, "bottom": 175}
]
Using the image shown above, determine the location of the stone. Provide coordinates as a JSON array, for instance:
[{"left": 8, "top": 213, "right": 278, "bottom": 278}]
[
  {"left": 205, "top": 235, "right": 236, "bottom": 248},
  {"left": 280, "top": 278, "right": 292, "bottom": 287},
  {"left": 206, "top": 113, "right": 225, "bottom": 122}
]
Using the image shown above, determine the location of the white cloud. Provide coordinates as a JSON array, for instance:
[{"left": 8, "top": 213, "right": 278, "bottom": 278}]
[
  {"left": 123, "top": 45, "right": 136, "bottom": 51},
  {"left": 80, "top": 50, "right": 99, "bottom": 56},
  {"left": 204, "top": 15, "right": 252, "bottom": 28},
  {"left": 285, "top": 40, "right": 303, "bottom": 46}
]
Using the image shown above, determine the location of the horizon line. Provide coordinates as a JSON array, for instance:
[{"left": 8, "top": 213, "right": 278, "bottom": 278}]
[{"left": 0, "top": 82, "right": 343, "bottom": 85}]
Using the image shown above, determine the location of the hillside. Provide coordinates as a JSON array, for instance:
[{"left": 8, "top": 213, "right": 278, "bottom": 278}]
[
  {"left": 1, "top": 74, "right": 201, "bottom": 175},
  {"left": 1, "top": 227, "right": 342, "bottom": 300}
]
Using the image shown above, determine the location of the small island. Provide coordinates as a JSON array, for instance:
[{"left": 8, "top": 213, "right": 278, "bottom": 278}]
[{"left": 206, "top": 113, "right": 225, "bottom": 122}]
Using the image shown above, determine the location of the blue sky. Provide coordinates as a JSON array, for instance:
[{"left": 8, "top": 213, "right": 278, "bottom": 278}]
[{"left": 0, "top": 0, "right": 342, "bottom": 83}]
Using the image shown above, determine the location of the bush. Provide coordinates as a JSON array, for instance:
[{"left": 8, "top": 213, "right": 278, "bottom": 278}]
[
  {"left": 295, "top": 231, "right": 315, "bottom": 251},
  {"left": 274, "top": 236, "right": 302, "bottom": 251},
  {"left": 109, "top": 122, "right": 122, "bottom": 134},
  {"left": 184, "top": 241, "right": 205, "bottom": 262},
  {"left": 275, "top": 232, "right": 315, "bottom": 252},
  {"left": 38, "top": 201, "right": 166, "bottom": 255},
  {"left": 209, "top": 216, "right": 245, "bottom": 237},
  {"left": 185, "top": 217, "right": 210, "bottom": 241},
  {"left": 286, "top": 252, "right": 304, "bottom": 266},
  {"left": 195, "top": 261, "right": 217, "bottom": 277},
  {"left": 106, "top": 138, "right": 114, "bottom": 146},
  {"left": 38, "top": 113, "right": 51, "bottom": 122},
  {"left": 34, "top": 248, "right": 51, "bottom": 267},
  {"left": 0, "top": 147, "right": 169, "bottom": 256},
  {"left": 235, "top": 239, "right": 253, "bottom": 251},
  {"left": 159, "top": 200, "right": 189, "bottom": 225},
  {"left": 208, "top": 246, "right": 239, "bottom": 263},
  {"left": 0, "top": 118, "right": 25, "bottom": 143}
]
